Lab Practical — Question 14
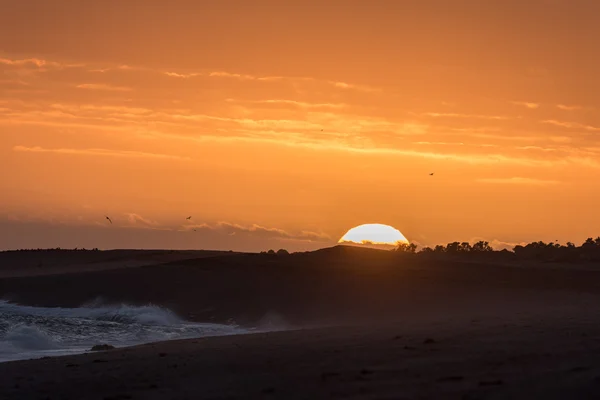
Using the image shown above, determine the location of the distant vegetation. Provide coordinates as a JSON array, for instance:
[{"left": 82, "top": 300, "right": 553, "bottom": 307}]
[
  {"left": 396, "top": 238, "right": 600, "bottom": 263},
  {"left": 6, "top": 238, "right": 600, "bottom": 264},
  {"left": 2, "top": 248, "right": 101, "bottom": 252}
]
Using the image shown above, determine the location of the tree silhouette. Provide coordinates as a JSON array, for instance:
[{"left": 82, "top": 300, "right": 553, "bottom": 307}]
[
  {"left": 394, "top": 242, "right": 417, "bottom": 253},
  {"left": 433, "top": 245, "right": 446, "bottom": 253},
  {"left": 445, "top": 242, "right": 461, "bottom": 253},
  {"left": 472, "top": 241, "right": 493, "bottom": 252}
]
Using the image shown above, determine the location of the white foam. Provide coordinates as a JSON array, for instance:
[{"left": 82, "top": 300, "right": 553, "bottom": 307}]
[{"left": 0, "top": 301, "right": 247, "bottom": 362}]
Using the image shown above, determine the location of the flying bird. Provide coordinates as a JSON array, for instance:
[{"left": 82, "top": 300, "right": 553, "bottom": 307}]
[
  {"left": 186, "top": 216, "right": 192, "bottom": 220},
  {"left": 105, "top": 216, "right": 112, "bottom": 224},
  {"left": 429, "top": 172, "right": 434, "bottom": 176}
]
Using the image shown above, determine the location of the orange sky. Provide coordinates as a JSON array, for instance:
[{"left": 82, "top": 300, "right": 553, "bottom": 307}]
[{"left": 2, "top": 0, "right": 600, "bottom": 251}]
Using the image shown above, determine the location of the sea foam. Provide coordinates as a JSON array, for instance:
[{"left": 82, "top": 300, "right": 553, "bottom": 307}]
[{"left": 0, "top": 300, "right": 246, "bottom": 362}]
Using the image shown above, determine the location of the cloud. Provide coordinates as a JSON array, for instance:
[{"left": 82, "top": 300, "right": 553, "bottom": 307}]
[
  {"left": 164, "top": 69, "right": 287, "bottom": 82},
  {"left": 208, "top": 71, "right": 283, "bottom": 81},
  {"left": 0, "top": 57, "right": 84, "bottom": 72},
  {"left": 0, "top": 57, "right": 58, "bottom": 68},
  {"left": 556, "top": 104, "right": 583, "bottom": 111},
  {"left": 515, "top": 145, "right": 557, "bottom": 152},
  {"left": 327, "top": 80, "right": 380, "bottom": 93},
  {"left": 186, "top": 222, "right": 331, "bottom": 242},
  {"left": 76, "top": 83, "right": 132, "bottom": 92},
  {"left": 541, "top": 120, "right": 600, "bottom": 131},
  {"left": 13, "top": 145, "right": 189, "bottom": 161},
  {"left": 163, "top": 71, "right": 202, "bottom": 78},
  {"left": 475, "top": 177, "right": 561, "bottom": 186},
  {"left": 2, "top": 56, "right": 377, "bottom": 93},
  {"left": 415, "top": 141, "right": 465, "bottom": 146},
  {"left": 88, "top": 65, "right": 140, "bottom": 73},
  {"left": 243, "top": 99, "right": 346, "bottom": 110},
  {"left": 125, "top": 213, "right": 159, "bottom": 227},
  {"left": 512, "top": 101, "right": 540, "bottom": 109},
  {"left": 163, "top": 69, "right": 378, "bottom": 91},
  {"left": 421, "top": 112, "right": 511, "bottom": 120}
]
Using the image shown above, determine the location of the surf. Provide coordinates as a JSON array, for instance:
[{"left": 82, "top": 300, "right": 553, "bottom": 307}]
[{"left": 0, "top": 300, "right": 247, "bottom": 362}]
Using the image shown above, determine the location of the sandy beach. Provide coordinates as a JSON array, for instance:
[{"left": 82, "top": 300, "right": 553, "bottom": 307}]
[
  {"left": 2, "top": 308, "right": 600, "bottom": 399},
  {"left": 1, "top": 247, "right": 600, "bottom": 398}
]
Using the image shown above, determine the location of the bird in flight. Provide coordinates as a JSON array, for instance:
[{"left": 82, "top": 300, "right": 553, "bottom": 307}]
[
  {"left": 105, "top": 216, "right": 112, "bottom": 224},
  {"left": 429, "top": 172, "right": 435, "bottom": 176},
  {"left": 186, "top": 216, "right": 192, "bottom": 220}
]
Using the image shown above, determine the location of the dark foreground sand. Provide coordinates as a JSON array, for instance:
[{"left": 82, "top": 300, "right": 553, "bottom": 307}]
[
  {"left": 3, "top": 246, "right": 600, "bottom": 398},
  {"left": 2, "top": 307, "right": 600, "bottom": 400}
]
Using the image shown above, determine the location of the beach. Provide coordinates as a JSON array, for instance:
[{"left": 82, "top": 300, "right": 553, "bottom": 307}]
[
  {"left": 2, "top": 309, "right": 600, "bottom": 399},
  {"left": 1, "top": 246, "right": 600, "bottom": 398}
]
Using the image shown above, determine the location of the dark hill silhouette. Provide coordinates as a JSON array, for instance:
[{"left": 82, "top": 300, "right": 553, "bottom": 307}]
[{"left": 2, "top": 244, "right": 600, "bottom": 328}]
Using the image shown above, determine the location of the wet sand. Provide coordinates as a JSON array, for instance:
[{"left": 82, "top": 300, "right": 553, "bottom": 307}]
[{"left": 2, "top": 307, "right": 600, "bottom": 399}]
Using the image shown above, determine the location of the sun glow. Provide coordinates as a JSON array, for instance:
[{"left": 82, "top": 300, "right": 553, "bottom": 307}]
[{"left": 338, "top": 223, "right": 409, "bottom": 247}]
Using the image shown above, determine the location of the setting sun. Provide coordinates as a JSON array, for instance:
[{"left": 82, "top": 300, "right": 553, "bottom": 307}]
[{"left": 338, "top": 224, "right": 409, "bottom": 246}]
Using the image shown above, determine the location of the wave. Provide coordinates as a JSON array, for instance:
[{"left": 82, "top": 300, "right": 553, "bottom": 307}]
[{"left": 0, "top": 301, "right": 247, "bottom": 362}]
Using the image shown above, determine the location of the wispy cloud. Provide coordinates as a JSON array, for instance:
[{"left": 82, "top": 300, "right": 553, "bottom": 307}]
[
  {"left": 0, "top": 57, "right": 83, "bottom": 70},
  {"left": 541, "top": 120, "right": 600, "bottom": 131},
  {"left": 515, "top": 145, "right": 558, "bottom": 152},
  {"left": 0, "top": 57, "right": 58, "bottom": 68},
  {"left": 185, "top": 221, "right": 331, "bottom": 242},
  {"left": 414, "top": 141, "right": 465, "bottom": 146},
  {"left": 163, "top": 70, "right": 379, "bottom": 91},
  {"left": 76, "top": 83, "right": 132, "bottom": 92},
  {"left": 421, "top": 112, "right": 511, "bottom": 120},
  {"left": 13, "top": 145, "right": 189, "bottom": 161},
  {"left": 208, "top": 71, "right": 283, "bottom": 81},
  {"left": 327, "top": 80, "right": 380, "bottom": 93},
  {"left": 228, "top": 98, "right": 346, "bottom": 110},
  {"left": 88, "top": 65, "right": 139, "bottom": 73},
  {"left": 163, "top": 71, "right": 202, "bottom": 78},
  {"left": 556, "top": 104, "right": 583, "bottom": 111},
  {"left": 125, "top": 213, "right": 159, "bottom": 227},
  {"left": 512, "top": 101, "right": 540, "bottom": 109},
  {"left": 476, "top": 177, "right": 561, "bottom": 186},
  {"left": 177, "top": 132, "right": 559, "bottom": 167}
]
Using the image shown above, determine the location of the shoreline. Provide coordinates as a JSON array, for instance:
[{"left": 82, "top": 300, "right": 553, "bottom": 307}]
[
  {"left": 0, "top": 327, "right": 269, "bottom": 364},
  {"left": 2, "top": 311, "right": 600, "bottom": 399}
]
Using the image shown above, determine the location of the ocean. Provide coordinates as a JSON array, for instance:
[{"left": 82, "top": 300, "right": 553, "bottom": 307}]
[{"left": 0, "top": 300, "right": 247, "bottom": 362}]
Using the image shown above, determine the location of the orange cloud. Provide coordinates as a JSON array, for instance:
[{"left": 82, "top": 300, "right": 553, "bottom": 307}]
[
  {"left": 327, "top": 80, "right": 380, "bottom": 93},
  {"left": 511, "top": 101, "right": 540, "bottom": 109},
  {"left": 125, "top": 213, "right": 159, "bottom": 227},
  {"left": 421, "top": 112, "right": 511, "bottom": 120},
  {"left": 185, "top": 222, "right": 331, "bottom": 242},
  {"left": 476, "top": 177, "right": 561, "bottom": 186},
  {"left": 163, "top": 71, "right": 202, "bottom": 78},
  {"left": 541, "top": 120, "right": 600, "bottom": 131},
  {"left": 76, "top": 83, "right": 132, "bottom": 91},
  {"left": 235, "top": 99, "right": 347, "bottom": 110},
  {"left": 0, "top": 57, "right": 57, "bottom": 67},
  {"left": 556, "top": 104, "right": 583, "bottom": 111},
  {"left": 12, "top": 145, "right": 189, "bottom": 161},
  {"left": 163, "top": 69, "right": 379, "bottom": 91}
]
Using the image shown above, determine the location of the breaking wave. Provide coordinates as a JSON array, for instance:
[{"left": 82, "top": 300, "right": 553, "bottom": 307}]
[{"left": 0, "top": 300, "right": 247, "bottom": 362}]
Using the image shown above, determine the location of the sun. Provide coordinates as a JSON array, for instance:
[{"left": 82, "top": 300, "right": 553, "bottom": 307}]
[{"left": 338, "top": 223, "right": 409, "bottom": 248}]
